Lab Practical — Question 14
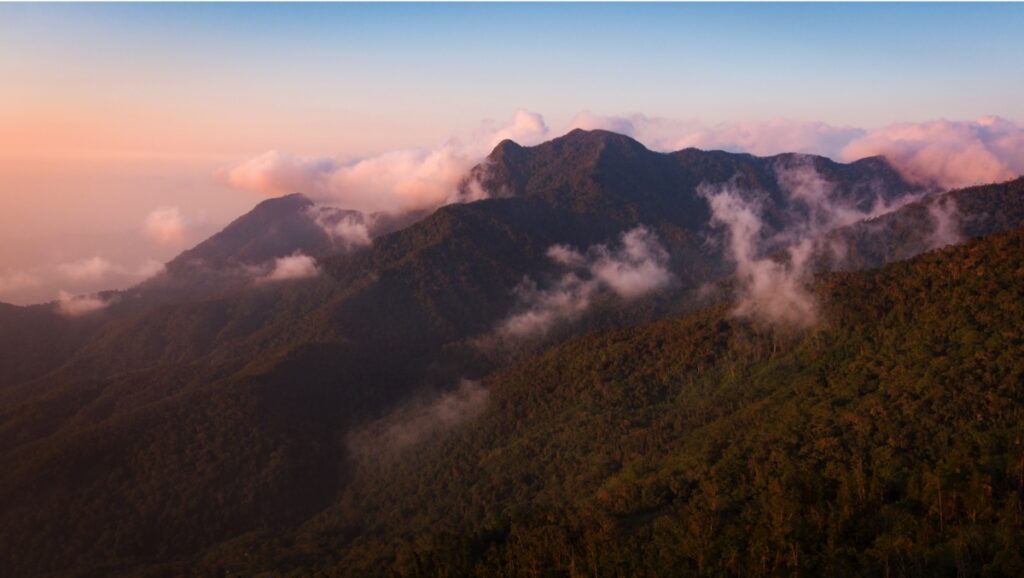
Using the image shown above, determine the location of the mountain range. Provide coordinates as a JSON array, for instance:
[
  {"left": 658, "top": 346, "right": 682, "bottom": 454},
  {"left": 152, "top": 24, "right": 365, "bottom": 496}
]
[{"left": 1, "top": 129, "right": 1023, "bottom": 577}]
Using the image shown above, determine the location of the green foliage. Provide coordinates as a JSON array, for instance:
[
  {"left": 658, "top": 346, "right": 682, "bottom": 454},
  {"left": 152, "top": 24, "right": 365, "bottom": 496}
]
[{"left": 229, "top": 228, "right": 1024, "bottom": 578}]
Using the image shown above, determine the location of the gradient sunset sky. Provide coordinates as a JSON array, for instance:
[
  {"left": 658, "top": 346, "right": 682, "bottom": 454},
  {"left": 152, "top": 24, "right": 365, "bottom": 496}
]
[{"left": 2, "top": 3, "right": 1024, "bottom": 304}]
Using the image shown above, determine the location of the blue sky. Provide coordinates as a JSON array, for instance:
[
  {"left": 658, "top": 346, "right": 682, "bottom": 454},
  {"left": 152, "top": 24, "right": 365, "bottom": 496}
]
[{"left": 3, "top": 2, "right": 1022, "bottom": 148}]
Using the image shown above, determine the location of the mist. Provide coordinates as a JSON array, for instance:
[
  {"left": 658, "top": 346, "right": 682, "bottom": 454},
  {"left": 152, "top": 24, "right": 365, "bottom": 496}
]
[
  {"left": 347, "top": 379, "right": 489, "bottom": 456},
  {"left": 497, "top": 226, "right": 672, "bottom": 339}
]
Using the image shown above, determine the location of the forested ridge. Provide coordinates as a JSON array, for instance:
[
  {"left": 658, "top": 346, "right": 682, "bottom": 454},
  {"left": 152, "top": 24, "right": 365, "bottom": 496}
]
[
  {"left": 1, "top": 131, "right": 1023, "bottom": 577},
  {"left": 213, "top": 227, "right": 1024, "bottom": 577}
]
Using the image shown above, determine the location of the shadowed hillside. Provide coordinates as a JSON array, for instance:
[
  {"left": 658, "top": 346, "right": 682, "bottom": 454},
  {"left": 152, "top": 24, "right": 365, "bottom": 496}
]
[{"left": 1, "top": 130, "right": 1022, "bottom": 577}]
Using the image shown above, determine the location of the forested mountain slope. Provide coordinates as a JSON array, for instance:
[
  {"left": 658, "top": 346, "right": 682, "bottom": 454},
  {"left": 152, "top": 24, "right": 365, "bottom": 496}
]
[
  {"left": 216, "top": 226, "right": 1024, "bottom": 578},
  {"left": 1, "top": 131, "right": 1022, "bottom": 577}
]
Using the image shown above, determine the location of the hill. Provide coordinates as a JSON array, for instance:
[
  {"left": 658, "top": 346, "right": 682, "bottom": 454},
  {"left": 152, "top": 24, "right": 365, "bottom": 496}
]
[
  {"left": 214, "top": 225, "right": 1024, "bottom": 578},
  {"left": 0, "top": 130, "right": 1022, "bottom": 576}
]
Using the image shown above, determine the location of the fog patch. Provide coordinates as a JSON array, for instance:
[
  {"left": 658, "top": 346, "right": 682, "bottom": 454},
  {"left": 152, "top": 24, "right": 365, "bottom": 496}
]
[
  {"left": 258, "top": 252, "right": 319, "bottom": 283},
  {"left": 55, "top": 290, "right": 110, "bottom": 317},
  {"left": 347, "top": 379, "right": 489, "bottom": 456},
  {"left": 497, "top": 226, "right": 672, "bottom": 339}
]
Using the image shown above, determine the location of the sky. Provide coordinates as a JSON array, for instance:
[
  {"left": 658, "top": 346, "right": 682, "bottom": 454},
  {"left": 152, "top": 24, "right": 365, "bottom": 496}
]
[{"left": 2, "top": 3, "right": 1024, "bottom": 305}]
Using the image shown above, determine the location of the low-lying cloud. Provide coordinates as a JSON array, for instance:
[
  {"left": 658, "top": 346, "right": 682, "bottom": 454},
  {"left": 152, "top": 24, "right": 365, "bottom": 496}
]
[
  {"left": 498, "top": 226, "right": 672, "bottom": 339},
  {"left": 219, "top": 110, "right": 551, "bottom": 214},
  {"left": 221, "top": 112, "right": 1023, "bottom": 222},
  {"left": 700, "top": 182, "right": 820, "bottom": 327},
  {"left": 700, "top": 157, "right": 958, "bottom": 327},
  {"left": 259, "top": 252, "right": 319, "bottom": 283},
  {"left": 569, "top": 112, "right": 1024, "bottom": 191},
  {"left": 347, "top": 379, "right": 489, "bottom": 456},
  {"left": 927, "top": 196, "right": 962, "bottom": 249},
  {"left": 307, "top": 206, "right": 374, "bottom": 250},
  {"left": 56, "top": 290, "right": 110, "bottom": 317}
]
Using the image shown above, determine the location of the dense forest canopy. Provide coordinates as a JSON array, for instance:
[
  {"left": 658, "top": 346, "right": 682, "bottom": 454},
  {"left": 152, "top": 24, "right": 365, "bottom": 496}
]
[{"left": 1, "top": 131, "right": 1023, "bottom": 577}]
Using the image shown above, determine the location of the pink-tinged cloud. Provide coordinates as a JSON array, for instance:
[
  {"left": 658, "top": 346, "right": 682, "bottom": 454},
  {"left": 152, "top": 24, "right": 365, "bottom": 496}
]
[
  {"left": 221, "top": 111, "right": 1024, "bottom": 217},
  {"left": 260, "top": 252, "right": 319, "bottom": 282},
  {"left": 840, "top": 117, "right": 1024, "bottom": 189},
  {"left": 144, "top": 207, "right": 188, "bottom": 245},
  {"left": 567, "top": 112, "right": 865, "bottom": 159},
  {"left": 498, "top": 226, "right": 672, "bottom": 339},
  {"left": 219, "top": 110, "right": 550, "bottom": 214},
  {"left": 56, "top": 290, "right": 109, "bottom": 317},
  {"left": 569, "top": 112, "right": 1024, "bottom": 190}
]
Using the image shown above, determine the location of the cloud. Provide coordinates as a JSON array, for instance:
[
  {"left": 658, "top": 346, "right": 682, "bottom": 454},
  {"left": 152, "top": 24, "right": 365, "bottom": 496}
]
[
  {"left": 698, "top": 157, "right": 949, "bottom": 327},
  {"left": 927, "top": 196, "right": 962, "bottom": 249},
  {"left": 260, "top": 252, "right": 319, "bottom": 282},
  {"left": 143, "top": 207, "right": 188, "bottom": 245},
  {"left": 701, "top": 182, "right": 819, "bottom": 327},
  {"left": 840, "top": 117, "right": 1024, "bottom": 189},
  {"left": 498, "top": 274, "right": 598, "bottom": 340},
  {"left": 220, "top": 110, "right": 1024, "bottom": 222},
  {"left": 567, "top": 112, "right": 1024, "bottom": 190},
  {"left": 498, "top": 226, "right": 672, "bottom": 339},
  {"left": 57, "top": 256, "right": 116, "bottom": 282},
  {"left": 307, "top": 206, "right": 373, "bottom": 250},
  {"left": 219, "top": 110, "right": 550, "bottom": 214},
  {"left": 572, "top": 226, "right": 673, "bottom": 299},
  {"left": 567, "top": 112, "right": 865, "bottom": 159},
  {"left": 347, "top": 379, "right": 489, "bottom": 456},
  {"left": 55, "top": 290, "right": 109, "bottom": 317}
]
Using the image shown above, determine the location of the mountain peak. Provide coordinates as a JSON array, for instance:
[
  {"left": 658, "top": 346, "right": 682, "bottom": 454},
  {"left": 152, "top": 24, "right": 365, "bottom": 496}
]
[
  {"left": 164, "top": 192, "right": 329, "bottom": 276},
  {"left": 251, "top": 192, "right": 315, "bottom": 212}
]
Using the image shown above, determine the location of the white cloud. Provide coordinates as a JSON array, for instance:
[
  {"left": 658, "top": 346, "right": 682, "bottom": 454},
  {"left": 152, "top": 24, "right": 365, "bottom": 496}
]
[
  {"left": 698, "top": 157, "right": 950, "bottom": 328},
  {"left": 55, "top": 290, "right": 109, "bottom": 317},
  {"left": 307, "top": 206, "right": 374, "bottom": 250},
  {"left": 260, "top": 252, "right": 319, "bottom": 282},
  {"left": 498, "top": 226, "right": 672, "bottom": 339},
  {"left": 498, "top": 274, "right": 598, "bottom": 340}
]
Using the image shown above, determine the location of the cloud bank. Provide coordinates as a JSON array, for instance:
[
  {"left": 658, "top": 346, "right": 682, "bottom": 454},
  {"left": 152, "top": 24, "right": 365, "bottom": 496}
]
[
  {"left": 222, "top": 112, "right": 1023, "bottom": 220},
  {"left": 839, "top": 117, "right": 1024, "bottom": 189},
  {"left": 567, "top": 112, "right": 866, "bottom": 160},
  {"left": 570, "top": 112, "right": 1024, "bottom": 191},
  {"left": 498, "top": 226, "right": 672, "bottom": 339},
  {"left": 219, "top": 110, "right": 551, "bottom": 214},
  {"left": 699, "top": 157, "right": 958, "bottom": 328}
]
